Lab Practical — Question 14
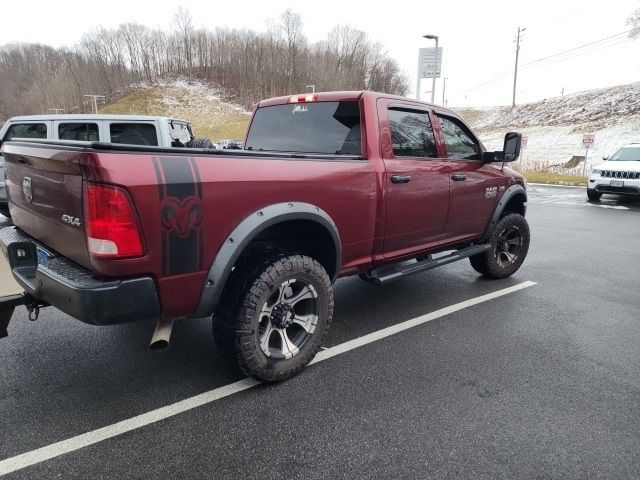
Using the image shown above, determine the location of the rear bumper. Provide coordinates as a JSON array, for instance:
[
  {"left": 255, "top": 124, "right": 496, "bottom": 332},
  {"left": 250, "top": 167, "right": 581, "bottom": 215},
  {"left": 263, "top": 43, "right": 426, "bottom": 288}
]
[{"left": 0, "top": 226, "right": 160, "bottom": 325}]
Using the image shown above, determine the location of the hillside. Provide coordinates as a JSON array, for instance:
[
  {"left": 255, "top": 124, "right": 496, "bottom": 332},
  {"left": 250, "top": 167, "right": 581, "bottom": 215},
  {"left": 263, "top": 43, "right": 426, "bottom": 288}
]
[
  {"left": 101, "top": 79, "right": 640, "bottom": 175},
  {"left": 100, "top": 79, "right": 251, "bottom": 141},
  {"left": 458, "top": 82, "right": 640, "bottom": 173}
]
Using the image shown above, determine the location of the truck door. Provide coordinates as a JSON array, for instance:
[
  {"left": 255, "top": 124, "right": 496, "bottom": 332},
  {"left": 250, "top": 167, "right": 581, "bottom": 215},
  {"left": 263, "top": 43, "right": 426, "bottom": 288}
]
[
  {"left": 378, "top": 99, "right": 451, "bottom": 259},
  {"left": 434, "top": 113, "right": 504, "bottom": 243}
]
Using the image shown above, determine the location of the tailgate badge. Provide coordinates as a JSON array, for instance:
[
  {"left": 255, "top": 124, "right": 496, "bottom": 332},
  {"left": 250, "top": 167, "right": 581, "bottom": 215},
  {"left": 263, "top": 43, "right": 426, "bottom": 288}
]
[
  {"left": 22, "top": 177, "right": 33, "bottom": 203},
  {"left": 62, "top": 214, "right": 82, "bottom": 227}
]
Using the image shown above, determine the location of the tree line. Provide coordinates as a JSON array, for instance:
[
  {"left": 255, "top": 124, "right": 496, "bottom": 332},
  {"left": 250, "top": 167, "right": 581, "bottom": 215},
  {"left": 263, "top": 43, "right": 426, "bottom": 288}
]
[{"left": 0, "top": 8, "right": 408, "bottom": 121}]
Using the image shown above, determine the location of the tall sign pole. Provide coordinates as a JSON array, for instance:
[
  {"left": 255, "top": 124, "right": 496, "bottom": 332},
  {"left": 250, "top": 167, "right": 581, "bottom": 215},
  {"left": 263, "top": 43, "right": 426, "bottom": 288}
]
[
  {"left": 431, "top": 36, "right": 439, "bottom": 104},
  {"left": 417, "top": 35, "right": 442, "bottom": 103}
]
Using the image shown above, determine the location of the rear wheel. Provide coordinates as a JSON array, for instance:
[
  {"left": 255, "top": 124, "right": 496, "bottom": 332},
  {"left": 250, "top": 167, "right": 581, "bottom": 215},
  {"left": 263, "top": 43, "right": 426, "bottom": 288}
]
[
  {"left": 587, "top": 188, "right": 602, "bottom": 201},
  {"left": 470, "top": 213, "right": 530, "bottom": 279},
  {"left": 214, "top": 254, "right": 333, "bottom": 382}
]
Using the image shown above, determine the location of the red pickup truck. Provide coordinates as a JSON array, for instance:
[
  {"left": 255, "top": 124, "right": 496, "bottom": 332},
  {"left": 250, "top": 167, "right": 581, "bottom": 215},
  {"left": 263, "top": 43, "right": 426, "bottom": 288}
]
[{"left": 0, "top": 91, "right": 529, "bottom": 382}]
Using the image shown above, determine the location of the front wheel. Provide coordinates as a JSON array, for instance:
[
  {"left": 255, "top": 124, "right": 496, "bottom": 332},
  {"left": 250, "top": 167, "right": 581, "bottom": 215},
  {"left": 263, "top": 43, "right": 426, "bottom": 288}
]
[
  {"left": 470, "top": 213, "right": 530, "bottom": 279},
  {"left": 214, "top": 254, "right": 334, "bottom": 382},
  {"left": 587, "top": 188, "right": 602, "bottom": 201}
]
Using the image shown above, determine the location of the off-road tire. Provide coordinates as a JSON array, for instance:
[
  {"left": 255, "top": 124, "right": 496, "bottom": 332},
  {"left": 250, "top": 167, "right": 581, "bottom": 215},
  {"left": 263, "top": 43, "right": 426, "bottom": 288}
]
[
  {"left": 470, "top": 213, "right": 530, "bottom": 279},
  {"left": 188, "top": 138, "right": 216, "bottom": 149},
  {"left": 213, "top": 254, "right": 333, "bottom": 382},
  {"left": 587, "top": 188, "right": 602, "bottom": 201}
]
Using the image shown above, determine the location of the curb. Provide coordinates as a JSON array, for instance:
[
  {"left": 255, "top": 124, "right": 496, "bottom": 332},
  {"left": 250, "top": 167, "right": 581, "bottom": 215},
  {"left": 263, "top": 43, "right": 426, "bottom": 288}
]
[{"left": 527, "top": 182, "right": 586, "bottom": 189}]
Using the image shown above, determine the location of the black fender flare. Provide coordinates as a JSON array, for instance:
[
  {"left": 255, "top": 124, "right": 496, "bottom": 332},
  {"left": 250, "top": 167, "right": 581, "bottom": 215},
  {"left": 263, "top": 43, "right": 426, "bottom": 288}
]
[
  {"left": 481, "top": 185, "right": 527, "bottom": 242},
  {"left": 193, "top": 202, "right": 341, "bottom": 317}
]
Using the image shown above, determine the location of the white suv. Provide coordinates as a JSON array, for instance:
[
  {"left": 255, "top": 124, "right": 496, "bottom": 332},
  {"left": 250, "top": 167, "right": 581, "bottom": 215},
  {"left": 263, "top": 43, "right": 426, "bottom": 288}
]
[
  {"left": 0, "top": 114, "right": 217, "bottom": 215},
  {"left": 587, "top": 143, "right": 640, "bottom": 200}
]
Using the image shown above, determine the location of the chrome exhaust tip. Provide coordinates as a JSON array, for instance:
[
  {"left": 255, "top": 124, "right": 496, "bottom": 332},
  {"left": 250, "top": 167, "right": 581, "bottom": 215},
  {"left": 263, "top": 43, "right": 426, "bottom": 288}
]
[{"left": 150, "top": 318, "right": 174, "bottom": 350}]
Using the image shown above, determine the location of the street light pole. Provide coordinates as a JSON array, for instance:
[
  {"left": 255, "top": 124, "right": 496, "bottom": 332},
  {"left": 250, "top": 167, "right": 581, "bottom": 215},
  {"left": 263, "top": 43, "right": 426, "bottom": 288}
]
[
  {"left": 431, "top": 36, "right": 438, "bottom": 104},
  {"left": 423, "top": 34, "right": 439, "bottom": 104}
]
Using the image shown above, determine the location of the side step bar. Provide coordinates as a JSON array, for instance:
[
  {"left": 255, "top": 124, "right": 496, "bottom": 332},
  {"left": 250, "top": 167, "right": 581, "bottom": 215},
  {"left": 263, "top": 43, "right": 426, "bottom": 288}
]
[{"left": 363, "top": 244, "right": 491, "bottom": 285}]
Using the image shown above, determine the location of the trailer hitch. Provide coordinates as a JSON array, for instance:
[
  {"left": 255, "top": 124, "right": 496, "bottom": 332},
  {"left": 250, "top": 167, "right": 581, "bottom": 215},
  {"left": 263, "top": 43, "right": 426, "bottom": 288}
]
[{"left": 0, "top": 293, "right": 48, "bottom": 338}]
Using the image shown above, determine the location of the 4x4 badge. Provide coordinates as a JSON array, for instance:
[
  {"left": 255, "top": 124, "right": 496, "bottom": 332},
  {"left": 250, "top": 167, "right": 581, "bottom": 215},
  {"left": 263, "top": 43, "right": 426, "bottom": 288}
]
[{"left": 22, "top": 177, "right": 33, "bottom": 203}]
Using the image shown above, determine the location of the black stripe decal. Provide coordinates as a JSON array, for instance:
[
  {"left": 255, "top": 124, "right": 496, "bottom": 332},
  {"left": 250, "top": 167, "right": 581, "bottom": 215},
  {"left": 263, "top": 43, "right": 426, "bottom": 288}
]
[{"left": 152, "top": 156, "right": 204, "bottom": 275}]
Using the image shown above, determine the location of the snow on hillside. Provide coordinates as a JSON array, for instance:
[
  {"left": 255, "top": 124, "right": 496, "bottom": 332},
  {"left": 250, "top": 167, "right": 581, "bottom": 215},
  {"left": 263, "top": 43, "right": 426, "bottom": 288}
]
[
  {"left": 458, "top": 82, "right": 640, "bottom": 173},
  {"left": 101, "top": 78, "right": 251, "bottom": 140}
]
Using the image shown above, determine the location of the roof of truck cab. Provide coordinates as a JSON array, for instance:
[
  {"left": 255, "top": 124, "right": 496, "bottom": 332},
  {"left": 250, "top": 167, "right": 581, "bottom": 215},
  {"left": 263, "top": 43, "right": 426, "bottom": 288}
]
[
  {"left": 5, "top": 114, "right": 189, "bottom": 123},
  {"left": 257, "top": 90, "right": 440, "bottom": 109}
]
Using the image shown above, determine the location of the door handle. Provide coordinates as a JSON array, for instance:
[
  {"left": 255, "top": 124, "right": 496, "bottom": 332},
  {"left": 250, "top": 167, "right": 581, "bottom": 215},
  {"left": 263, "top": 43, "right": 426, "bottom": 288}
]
[
  {"left": 451, "top": 173, "right": 467, "bottom": 181},
  {"left": 391, "top": 175, "right": 412, "bottom": 184}
]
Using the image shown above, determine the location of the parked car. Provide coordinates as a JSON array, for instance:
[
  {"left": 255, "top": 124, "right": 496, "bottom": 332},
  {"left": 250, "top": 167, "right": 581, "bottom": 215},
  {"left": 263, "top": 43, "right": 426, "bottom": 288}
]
[
  {"left": 587, "top": 143, "right": 640, "bottom": 200},
  {"left": 0, "top": 91, "right": 529, "bottom": 382},
  {"left": 220, "top": 139, "right": 244, "bottom": 149},
  {"left": 0, "top": 115, "right": 215, "bottom": 214}
]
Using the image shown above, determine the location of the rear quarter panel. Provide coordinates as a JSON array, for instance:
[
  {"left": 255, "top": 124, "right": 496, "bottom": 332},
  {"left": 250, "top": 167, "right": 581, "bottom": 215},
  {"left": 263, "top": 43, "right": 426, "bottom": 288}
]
[{"left": 83, "top": 151, "right": 378, "bottom": 318}]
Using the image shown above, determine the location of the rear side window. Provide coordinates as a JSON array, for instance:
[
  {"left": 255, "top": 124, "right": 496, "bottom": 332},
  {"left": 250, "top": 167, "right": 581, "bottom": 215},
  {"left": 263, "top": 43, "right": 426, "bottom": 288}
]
[
  {"left": 4, "top": 123, "right": 47, "bottom": 141},
  {"left": 110, "top": 123, "right": 158, "bottom": 146},
  {"left": 246, "top": 101, "right": 361, "bottom": 155},
  {"left": 59, "top": 123, "right": 99, "bottom": 141},
  {"left": 437, "top": 115, "right": 480, "bottom": 160},
  {"left": 388, "top": 108, "right": 437, "bottom": 158}
]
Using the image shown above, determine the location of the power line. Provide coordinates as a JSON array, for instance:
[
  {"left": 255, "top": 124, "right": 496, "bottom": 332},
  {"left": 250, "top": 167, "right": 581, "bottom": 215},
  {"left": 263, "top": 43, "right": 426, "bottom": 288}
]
[
  {"left": 463, "top": 28, "right": 635, "bottom": 95},
  {"left": 520, "top": 37, "right": 634, "bottom": 70},
  {"left": 519, "top": 29, "right": 633, "bottom": 68}
]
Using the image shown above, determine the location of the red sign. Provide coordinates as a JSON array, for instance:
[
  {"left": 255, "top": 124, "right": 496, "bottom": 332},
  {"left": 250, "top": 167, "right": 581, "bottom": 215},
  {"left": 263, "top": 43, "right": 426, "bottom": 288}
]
[{"left": 582, "top": 134, "right": 595, "bottom": 147}]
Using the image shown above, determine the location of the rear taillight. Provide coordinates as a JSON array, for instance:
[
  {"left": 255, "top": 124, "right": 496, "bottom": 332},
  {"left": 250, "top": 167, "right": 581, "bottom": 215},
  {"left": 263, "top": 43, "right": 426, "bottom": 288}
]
[{"left": 84, "top": 183, "right": 144, "bottom": 258}]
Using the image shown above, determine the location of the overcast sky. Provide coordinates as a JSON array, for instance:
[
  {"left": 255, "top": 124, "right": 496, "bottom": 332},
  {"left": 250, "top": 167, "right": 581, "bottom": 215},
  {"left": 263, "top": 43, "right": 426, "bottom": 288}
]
[{"left": 1, "top": 0, "right": 639, "bottom": 107}]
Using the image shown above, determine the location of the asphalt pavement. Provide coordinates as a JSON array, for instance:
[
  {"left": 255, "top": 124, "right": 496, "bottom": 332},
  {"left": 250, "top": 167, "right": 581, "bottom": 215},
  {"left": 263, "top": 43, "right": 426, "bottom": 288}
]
[{"left": 1, "top": 185, "right": 639, "bottom": 479}]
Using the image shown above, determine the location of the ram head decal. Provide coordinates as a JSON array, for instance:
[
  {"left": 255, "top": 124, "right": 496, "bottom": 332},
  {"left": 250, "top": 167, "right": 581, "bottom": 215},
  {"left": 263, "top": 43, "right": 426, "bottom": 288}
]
[{"left": 161, "top": 196, "right": 203, "bottom": 238}]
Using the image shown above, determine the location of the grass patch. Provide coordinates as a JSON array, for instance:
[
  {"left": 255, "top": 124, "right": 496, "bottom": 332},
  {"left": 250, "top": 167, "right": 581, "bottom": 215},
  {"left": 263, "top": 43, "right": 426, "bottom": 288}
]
[{"left": 522, "top": 171, "right": 587, "bottom": 186}]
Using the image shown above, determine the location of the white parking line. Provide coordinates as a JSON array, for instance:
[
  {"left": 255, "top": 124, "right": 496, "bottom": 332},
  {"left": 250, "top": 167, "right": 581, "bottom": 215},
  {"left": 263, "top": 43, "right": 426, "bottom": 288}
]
[{"left": 0, "top": 280, "right": 537, "bottom": 476}]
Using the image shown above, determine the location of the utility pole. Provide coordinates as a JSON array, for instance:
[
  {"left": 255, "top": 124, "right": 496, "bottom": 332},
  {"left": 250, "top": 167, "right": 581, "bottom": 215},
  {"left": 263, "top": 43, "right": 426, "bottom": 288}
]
[
  {"left": 442, "top": 77, "right": 447, "bottom": 106},
  {"left": 83, "top": 94, "right": 105, "bottom": 114},
  {"left": 306, "top": 84, "right": 316, "bottom": 93},
  {"left": 512, "top": 27, "right": 526, "bottom": 108}
]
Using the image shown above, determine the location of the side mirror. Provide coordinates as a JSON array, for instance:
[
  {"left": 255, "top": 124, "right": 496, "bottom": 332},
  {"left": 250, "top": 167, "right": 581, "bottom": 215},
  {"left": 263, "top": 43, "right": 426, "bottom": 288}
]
[
  {"left": 503, "top": 132, "right": 522, "bottom": 162},
  {"left": 602, "top": 156, "right": 608, "bottom": 161}
]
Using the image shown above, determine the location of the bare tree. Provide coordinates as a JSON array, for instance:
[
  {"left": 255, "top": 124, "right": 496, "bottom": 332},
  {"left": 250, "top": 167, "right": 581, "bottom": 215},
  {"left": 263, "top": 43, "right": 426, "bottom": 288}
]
[
  {"left": 172, "top": 7, "right": 194, "bottom": 74},
  {"left": 0, "top": 9, "right": 408, "bottom": 119},
  {"left": 628, "top": 2, "right": 640, "bottom": 38}
]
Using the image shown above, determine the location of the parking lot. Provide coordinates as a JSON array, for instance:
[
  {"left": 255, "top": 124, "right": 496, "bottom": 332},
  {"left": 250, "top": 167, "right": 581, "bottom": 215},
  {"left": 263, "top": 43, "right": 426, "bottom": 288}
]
[{"left": 1, "top": 184, "right": 639, "bottom": 479}]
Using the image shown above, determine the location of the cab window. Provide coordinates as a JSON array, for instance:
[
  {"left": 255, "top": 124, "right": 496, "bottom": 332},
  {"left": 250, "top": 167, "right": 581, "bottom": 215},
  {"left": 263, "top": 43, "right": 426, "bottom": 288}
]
[
  {"left": 388, "top": 108, "right": 437, "bottom": 158},
  {"left": 59, "top": 123, "right": 99, "bottom": 141},
  {"left": 4, "top": 123, "right": 47, "bottom": 141},
  {"left": 110, "top": 123, "right": 158, "bottom": 146},
  {"left": 436, "top": 115, "right": 480, "bottom": 160}
]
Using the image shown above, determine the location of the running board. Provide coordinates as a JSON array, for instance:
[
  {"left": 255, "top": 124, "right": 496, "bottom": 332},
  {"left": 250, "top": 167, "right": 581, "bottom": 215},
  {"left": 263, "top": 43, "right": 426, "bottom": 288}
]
[{"left": 363, "top": 244, "right": 491, "bottom": 285}]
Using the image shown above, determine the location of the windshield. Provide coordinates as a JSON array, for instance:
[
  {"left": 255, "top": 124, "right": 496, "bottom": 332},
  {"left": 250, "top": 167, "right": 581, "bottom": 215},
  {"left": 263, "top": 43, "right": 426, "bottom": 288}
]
[
  {"left": 245, "top": 101, "right": 361, "bottom": 155},
  {"left": 609, "top": 146, "right": 640, "bottom": 161}
]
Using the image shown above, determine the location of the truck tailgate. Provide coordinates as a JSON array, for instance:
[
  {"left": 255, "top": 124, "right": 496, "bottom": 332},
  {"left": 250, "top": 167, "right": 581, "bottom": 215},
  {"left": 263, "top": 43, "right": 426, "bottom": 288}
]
[{"left": 2, "top": 142, "right": 90, "bottom": 269}]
